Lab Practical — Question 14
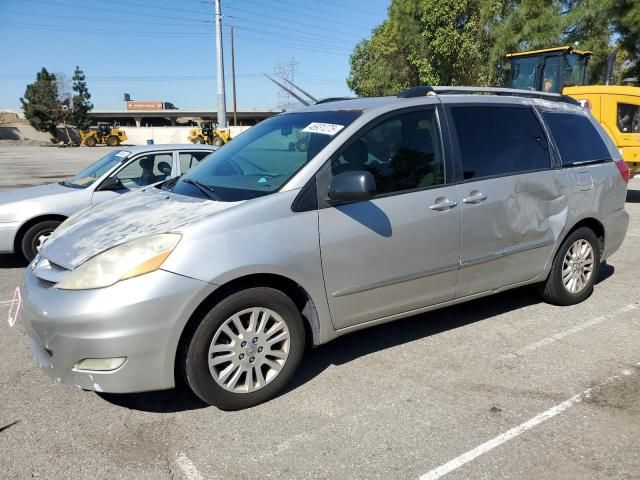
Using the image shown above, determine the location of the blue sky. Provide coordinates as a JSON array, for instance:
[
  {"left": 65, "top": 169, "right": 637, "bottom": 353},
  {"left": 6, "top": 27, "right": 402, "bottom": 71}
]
[{"left": 0, "top": 0, "right": 389, "bottom": 110}]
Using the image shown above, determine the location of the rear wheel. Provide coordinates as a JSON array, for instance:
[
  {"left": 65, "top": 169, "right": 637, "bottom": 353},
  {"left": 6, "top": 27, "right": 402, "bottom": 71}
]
[
  {"left": 84, "top": 136, "right": 97, "bottom": 147},
  {"left": 181, "top": 287, "right": 305, "bottom": 410},
  {"left": 106, "top": 136, "right": 120, "bottom": 146},
  {"left": 212, "top": 135, "right": 225, "bottom": 147},
  {"left": 540, "top": 227, "right": 601, "bottom": 305},
  {"left": 20, "top": 220, "right": 62, "bottom": 262}
]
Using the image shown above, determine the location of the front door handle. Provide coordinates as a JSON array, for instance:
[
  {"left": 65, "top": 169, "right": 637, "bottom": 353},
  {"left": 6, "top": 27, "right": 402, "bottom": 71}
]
[
  {"left": 462, "top": 191, "right": 487, "bottom": 204},
  {"left": 430, "top": 197, "right": 458, "bottom": 211}
]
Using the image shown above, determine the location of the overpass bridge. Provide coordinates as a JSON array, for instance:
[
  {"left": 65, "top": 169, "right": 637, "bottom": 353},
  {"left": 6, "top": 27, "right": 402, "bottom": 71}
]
[{"left": 90, "top": 108, "right": 283, "bottom": 127}]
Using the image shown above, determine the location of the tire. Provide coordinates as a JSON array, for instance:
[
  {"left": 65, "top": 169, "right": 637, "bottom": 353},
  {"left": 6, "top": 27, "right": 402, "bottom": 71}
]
[
  {"left": 84, "top": 136, "right": 97, "bottom": 147},
  {"left": 212, "top": 135, "right": 224, "bottom": 147},
  {"left": 20, "top": 220, "right": 62, "bottom": 262},
  {"left": 540, "top": 227, "right": 601, "bottom": 306},
  {"left": 194, "top": 136, "right": 205, "bottom": 144},
  {"left": 181, "top": 287, "right": 305, "bottom": 410},
  {"left": 106, "top": 136, "right": 120, "bottom": 146}
]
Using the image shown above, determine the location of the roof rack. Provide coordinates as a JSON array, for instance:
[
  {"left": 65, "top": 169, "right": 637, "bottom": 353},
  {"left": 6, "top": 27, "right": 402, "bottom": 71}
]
[{"left": 397, "top": 86, "right": 580, "bottom": 105}]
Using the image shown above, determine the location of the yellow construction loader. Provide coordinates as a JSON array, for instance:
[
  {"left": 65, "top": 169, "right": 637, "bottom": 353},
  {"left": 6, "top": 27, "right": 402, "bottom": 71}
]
[
  {"left": 80, "top": 123, "right": 127, "bottom": 147},
  {"left": 188, "top": 122, "right": 231, "bottom": 146},
  {"left": 506, "top": 46, "right": 640, "bottom": 175}
]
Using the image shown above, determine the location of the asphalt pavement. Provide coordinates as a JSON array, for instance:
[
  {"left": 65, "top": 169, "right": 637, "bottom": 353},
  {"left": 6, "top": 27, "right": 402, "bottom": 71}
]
[{"left": 1, "top": 145, "right": 639, "bottom": 479}]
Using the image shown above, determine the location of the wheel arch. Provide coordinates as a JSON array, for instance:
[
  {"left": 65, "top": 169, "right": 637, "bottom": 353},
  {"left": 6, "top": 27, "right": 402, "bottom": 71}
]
[
  {"left": 175, "top": 272, "right": 322, "bottom": 383},
  {"left": 564, "top": 217, "right": 605, "bottom": 254},
  {"left": 14, "top": 214, "right": 68, "bottom": 253}
]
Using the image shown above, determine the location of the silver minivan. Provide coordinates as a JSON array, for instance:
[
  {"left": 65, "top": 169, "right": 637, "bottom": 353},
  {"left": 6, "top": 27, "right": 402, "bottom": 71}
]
[{"left": 19, "top": 87, "right": 630, "bottom": 410}]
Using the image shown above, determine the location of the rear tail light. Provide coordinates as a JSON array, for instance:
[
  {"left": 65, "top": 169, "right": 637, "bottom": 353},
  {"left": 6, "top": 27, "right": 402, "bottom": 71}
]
[{"left": 615, "top": 160, "right": 630, "bottom": 184}]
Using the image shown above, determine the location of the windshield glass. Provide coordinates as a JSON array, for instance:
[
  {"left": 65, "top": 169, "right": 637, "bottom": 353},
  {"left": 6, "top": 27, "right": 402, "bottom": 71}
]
[
  {"left": 562, "top": 54, "right": 588, "bottom": 87},
  {"left": 171, "top": 110, "right": 361, "bottom": 201},
  {"left": 63, "top": 150, "right": 130, "bottom": 188}
]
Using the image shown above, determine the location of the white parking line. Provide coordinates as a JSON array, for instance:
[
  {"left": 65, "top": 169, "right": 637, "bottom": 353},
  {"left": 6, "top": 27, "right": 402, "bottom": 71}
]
[
  {"left": 418, "top": 363, "right": 639, "bottom": 480},
  {"left": 502, "top": 302, "right": 638, "bottom": 359},
  {"left": 175, "top": 452, "right": 206, "bottom": 480}
]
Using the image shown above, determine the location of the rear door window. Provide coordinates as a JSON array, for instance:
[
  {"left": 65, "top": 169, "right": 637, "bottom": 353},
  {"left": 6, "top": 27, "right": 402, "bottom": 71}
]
[
  {"left": 450, "top": 106, "right": 551, "bottom": 180},
  {"left": 180, "top": 151, "right": 212, "bottom": 173},
  {"left": 542, "top": 112, "right": 611, "bottom": 166}
]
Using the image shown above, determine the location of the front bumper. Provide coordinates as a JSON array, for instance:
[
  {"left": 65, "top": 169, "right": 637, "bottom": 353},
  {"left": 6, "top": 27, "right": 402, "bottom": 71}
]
[
  {"left": 0, "top": 221, "right": 20, "bottom": 253},
  {"left": 21, "top": 267, "right": 216, "bottom": 393}
]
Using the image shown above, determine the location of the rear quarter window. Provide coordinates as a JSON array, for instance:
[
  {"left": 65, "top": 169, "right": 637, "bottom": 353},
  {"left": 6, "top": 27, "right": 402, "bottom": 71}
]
[{"left": 541, "top": 112, "right": 611, "bottom": 166}]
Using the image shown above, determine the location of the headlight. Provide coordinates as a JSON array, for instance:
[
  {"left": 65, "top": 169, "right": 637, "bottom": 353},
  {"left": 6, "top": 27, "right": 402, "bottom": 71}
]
[{"left": 56, "top": 233, "right": 181, "bottom": 290}]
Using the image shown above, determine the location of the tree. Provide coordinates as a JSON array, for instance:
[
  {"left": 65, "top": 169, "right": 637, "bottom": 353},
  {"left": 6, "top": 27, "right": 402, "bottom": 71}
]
[
  {"left": 20, "top": 68, "right": 60, "bottom": 141},
  {"left": 613, "top": 0, "right": 640, "bottom": 78},
  {"left": 71, "top": 66, "right": 93, "bottom": 131},
  {"left": 347, "top": 0, "right": 636, "bottom": 95}
]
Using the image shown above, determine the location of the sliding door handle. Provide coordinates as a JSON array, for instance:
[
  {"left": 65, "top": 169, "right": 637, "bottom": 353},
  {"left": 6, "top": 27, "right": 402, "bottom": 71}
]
[{"left": 430, "top": 198, "right": 458, "bottom": 211}]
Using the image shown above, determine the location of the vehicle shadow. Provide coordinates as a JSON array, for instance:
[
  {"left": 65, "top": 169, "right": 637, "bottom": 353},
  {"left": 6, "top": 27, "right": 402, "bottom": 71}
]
[
  {"left": 626, "top": 188, "right": 640, "bottom": 203},
  {"left": 0, "top": 254, "right": 28, "bottom": 269},
  {"left": 97, "top": 264, "right": 615, "bottom": 413}
]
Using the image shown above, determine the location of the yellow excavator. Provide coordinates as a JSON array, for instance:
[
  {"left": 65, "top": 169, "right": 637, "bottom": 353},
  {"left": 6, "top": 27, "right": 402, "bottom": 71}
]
[
  {"left": 188, "top": 121, "right": 231, "bottom": 146},
  {"left": 80, "top": 122, "right": 127, "bottom": 147},
  {"left": 506, "top": 46, "right": 640, "bottom": 174}
]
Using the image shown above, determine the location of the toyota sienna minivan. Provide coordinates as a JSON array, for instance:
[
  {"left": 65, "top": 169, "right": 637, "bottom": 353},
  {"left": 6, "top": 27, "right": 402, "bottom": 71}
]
[{"left": 20, "top": 87, "right": 630, "bottom": 410}]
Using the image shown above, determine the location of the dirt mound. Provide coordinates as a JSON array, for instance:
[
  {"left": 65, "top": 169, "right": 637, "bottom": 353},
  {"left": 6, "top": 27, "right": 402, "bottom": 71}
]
[{"left": 0, "top": 112, "right": 28, "bottom": 127}]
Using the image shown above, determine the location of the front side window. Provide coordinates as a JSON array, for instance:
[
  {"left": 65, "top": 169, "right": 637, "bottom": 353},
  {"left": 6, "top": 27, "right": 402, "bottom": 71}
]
[
  {"left": 62, "top": 150, "right": 130, "bottom": 188},
  {"left": 451, "top": 106, "right": 551, "bottom": 180},
  {"left": 115, "top": 153, "right": 174, "bottom": 188},
  {"left": 617, "top": 103, "right": 640, "bottom": 133},
  {"left": 331, "top": 109, "right": 445, "bottom": 195},
  {"left": 171, "top": 110, "right": 361, "bottom": 201},
  {"left": 542, "top": 112, "right": 611, "bottom": 166}
]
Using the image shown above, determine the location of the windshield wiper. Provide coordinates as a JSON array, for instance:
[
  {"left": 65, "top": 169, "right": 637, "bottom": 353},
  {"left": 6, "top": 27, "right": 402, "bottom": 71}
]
[
  {"left": 181, "top": 178, "right": 220, "bottom": 200},
  {"left": 58, "top": 180, "right": 85, "bottom": 189}
]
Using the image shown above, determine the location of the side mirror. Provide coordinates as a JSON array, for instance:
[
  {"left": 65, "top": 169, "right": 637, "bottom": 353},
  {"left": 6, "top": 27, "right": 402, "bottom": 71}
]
[
  {"left": 328, "top": 170, "right": 376, "bottom": 205},
  {"left": 97, "top": 176, "right": 125, "bottom": 191}
]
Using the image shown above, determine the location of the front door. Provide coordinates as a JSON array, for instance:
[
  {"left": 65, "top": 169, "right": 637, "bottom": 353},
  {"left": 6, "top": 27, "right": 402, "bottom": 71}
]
[
  {"left": 448, "top": 104, "right": 559, "bottom": 298},
  {"left": 318, "top": 107, "right": 461, "bottom": 329},
  {"left": 91, "top": 151, "right": 176, "bottom": 204}
]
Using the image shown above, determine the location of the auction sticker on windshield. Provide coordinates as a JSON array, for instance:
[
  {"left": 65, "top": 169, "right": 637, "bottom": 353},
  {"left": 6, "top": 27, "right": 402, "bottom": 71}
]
[
  {"left": 302, "top": 122, "right": 345, "bottom": 136},
  {"left": 8, "top": 287, "right": 21, "bottom": 327}
]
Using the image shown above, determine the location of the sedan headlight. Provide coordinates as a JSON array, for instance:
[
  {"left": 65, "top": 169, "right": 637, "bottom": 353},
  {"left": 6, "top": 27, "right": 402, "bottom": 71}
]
[{"left": 56, "top": 233, "right": 181, "bottom": 290}]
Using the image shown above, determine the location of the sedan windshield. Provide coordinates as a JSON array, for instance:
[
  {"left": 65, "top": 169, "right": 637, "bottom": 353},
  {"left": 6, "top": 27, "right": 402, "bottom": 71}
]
[
  {"left": 171, "top": 110, "right": 361, "bottom": 201},
  {"left": 62, "top": 150, "right": 130, "bottom": 188}
]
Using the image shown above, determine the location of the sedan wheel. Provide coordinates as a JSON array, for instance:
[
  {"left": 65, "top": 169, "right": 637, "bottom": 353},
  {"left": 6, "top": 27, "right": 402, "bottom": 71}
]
[
  {"left": 182, "top": 287, "right": 305, "bottom": 410},
  {"left": 20, "top": 220, "right": 62, "bottom": 262}
]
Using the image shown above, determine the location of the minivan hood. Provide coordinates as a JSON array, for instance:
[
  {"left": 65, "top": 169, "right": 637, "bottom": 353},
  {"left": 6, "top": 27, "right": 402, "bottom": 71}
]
[{"left": 41, "top": 187, "right": 243, "bottom": 269}]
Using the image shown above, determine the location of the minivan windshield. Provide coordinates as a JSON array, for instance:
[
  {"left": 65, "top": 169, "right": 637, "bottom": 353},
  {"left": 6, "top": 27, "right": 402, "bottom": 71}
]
[
  {"left": 62, "top": 150, "right": 130, "bottom": 188},
  {"left": 170, "top": 110, "right": 361, "bottom": 201}
]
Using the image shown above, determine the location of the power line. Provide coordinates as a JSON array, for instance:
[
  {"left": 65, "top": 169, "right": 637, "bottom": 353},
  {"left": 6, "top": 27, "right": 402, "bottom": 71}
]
[
  {"left": 21, "top": 0, "right": 211, "bottom": 24},
  {"left": 224, "top": 6, "right": 365, "bottom": 39},
  {"left": 263, "top": 0, "right": 382, "bottom": 20},
  {"left": 233, "top": 0, "right": 372, "bottom": 33},
  {"left": 1, "top": 11, "right": 211, "bottom": 28}
]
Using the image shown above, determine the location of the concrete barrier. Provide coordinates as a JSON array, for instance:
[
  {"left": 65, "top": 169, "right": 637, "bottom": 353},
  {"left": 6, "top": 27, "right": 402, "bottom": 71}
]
[{"left": 0, "top": 125, "right": 253, "bottom": 146}]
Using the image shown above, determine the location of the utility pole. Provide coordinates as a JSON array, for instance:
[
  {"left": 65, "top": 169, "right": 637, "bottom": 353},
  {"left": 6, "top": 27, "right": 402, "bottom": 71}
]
[
  {"left": 230, "top": 26, "right": 238, "bottom": 126},
  {"left": 214, "top": 0, "right": 227, "bottom": 128}
]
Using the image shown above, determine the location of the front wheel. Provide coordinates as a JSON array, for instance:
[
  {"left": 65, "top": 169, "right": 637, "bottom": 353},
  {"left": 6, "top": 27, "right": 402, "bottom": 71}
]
[
  {"left": 212, "top": 135, "right": 225, "bottom": 147},
  {"left": 540, "top": 227, "right": 601, "bottom": 305},
  {"left": 84, "top": 136, "right": 97, "bottom": 147},
  {"left": 181, "top": 287, "right": 305, "bottom": 410},
  {"left": 20, "top": 220, "right": 62, "bottom": 262},
  {"left": 106, "top": 136, "right": 120, "bottom": 146}
]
